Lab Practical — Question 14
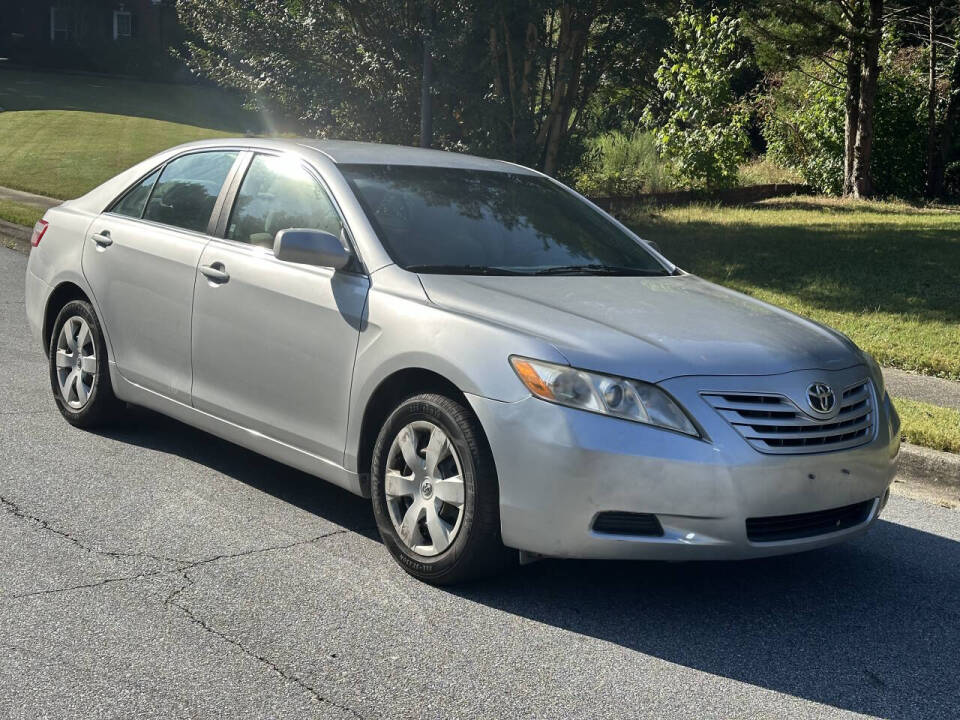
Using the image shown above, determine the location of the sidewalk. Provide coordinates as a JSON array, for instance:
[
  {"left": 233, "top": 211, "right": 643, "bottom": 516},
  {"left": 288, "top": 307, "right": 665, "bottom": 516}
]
[
  {"left": 0, "top": 185, "right": 61, "bottom": 210},
  {"left": 883, "top": 367, "right": 960, "bottom": 411}
]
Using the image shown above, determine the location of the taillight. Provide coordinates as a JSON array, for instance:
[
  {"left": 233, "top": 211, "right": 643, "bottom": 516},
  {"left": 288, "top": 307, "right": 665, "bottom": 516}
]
[{"left": 30, "top": 219, "right": 49, "bottom": 247}]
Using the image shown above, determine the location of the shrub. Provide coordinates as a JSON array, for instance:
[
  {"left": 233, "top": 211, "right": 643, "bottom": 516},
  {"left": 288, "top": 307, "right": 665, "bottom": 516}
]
[
  {"left": 573, "top": 129, "right": 672, "bottom": 197},
  {"left": 737, "top": 157, "right": 803, "bottom": 186},
  {"left": 644, "top": 6, "right": 750, "bottom": 190}
]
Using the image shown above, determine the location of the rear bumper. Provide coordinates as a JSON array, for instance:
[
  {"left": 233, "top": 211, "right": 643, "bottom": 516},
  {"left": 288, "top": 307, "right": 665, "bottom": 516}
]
[
  {"left": 467, "top": 368, "right": 900, "bottom": 561},
  {"left": 25, "top": 265, "right": 48, "bottom": 351}
]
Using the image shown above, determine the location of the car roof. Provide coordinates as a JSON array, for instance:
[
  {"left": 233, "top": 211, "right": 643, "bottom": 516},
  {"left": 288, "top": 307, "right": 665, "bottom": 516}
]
[{"left": 165, "top": 137, "right": 539, "bottom": 175}]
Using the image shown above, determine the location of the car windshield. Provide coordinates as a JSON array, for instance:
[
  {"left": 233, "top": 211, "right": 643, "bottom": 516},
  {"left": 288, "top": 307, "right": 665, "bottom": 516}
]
[{"left": 339, "top": 164, "right": 670, "bottom": 276}]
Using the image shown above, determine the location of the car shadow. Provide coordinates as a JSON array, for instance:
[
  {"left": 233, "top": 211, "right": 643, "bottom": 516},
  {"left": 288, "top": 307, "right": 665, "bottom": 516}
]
[
  {"left": 449, "top": 519, "right": 960, "bottom": 719},
  {"left": 99, "top": 406, "right": 958, "bottom": 719},
  {"left": 95, "top": 405, "right": 379, "bottom": 542}
]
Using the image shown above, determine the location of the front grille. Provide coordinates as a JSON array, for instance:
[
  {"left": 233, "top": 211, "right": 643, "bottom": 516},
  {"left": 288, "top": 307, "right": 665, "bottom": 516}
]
[
  {"left": 592, "top": 512, "right": 664, "bottom": 537},
  {"left": 702, "top": 380, "right": 876, "bottom": 454},
  {"left": 746, "top": 499, "right": 875, "bottom": 542}
]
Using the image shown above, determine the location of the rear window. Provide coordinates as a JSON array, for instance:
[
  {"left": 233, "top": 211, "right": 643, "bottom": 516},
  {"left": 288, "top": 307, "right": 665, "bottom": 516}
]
[
  {"left": 142, "top": 151, "right": 238, "bottom": 233},
  {"left": 111, "top": 169, "right": 160, "bottom": 219}
]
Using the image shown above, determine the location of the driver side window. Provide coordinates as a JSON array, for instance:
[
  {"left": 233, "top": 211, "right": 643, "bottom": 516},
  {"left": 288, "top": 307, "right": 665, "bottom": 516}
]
[{"left": 227, "top": 154, "right": 341, "bottom": 248}]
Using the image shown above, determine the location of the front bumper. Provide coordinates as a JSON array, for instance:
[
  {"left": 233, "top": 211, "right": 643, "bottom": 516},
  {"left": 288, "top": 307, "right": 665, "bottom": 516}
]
[{"left": 467, "top": 366, "right": 900, "bottom": 561}]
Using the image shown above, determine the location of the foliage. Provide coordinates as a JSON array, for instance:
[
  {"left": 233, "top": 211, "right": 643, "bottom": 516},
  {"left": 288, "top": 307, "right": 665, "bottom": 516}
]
[
  {"left": 762, "top": 52, "right": 927, "bottom": 198},
  {"left": 644, "top": 6, "right": 750, "bottom": 190},
  {"left": 761, "top": 66, "right": 846, "bottom": 194},
  {"left": 573, "top": 129, "right": 671, "bottom": 197},
  {"left": 736, "top": 157, "right": 802, "bottom": 186},
  {"left": 176, "top": 0, "right": 672, "bottom": 175}
]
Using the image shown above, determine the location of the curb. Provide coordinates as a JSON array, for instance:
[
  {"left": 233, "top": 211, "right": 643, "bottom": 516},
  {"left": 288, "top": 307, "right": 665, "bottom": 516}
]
[
  {"left": 0, "top": 219, "right": 31, "bottom": 254},
  {"left": 897, "top": 443, "right": 960, "bottom": 490},
  {"left": 0, "top": 218, "right": 31, "bottom": 240}
]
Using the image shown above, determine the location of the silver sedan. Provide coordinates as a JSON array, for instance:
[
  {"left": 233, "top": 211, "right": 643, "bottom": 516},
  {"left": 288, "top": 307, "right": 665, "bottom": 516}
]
[{"left": 24, "top": 139, "right": 900, "bottom": 583}]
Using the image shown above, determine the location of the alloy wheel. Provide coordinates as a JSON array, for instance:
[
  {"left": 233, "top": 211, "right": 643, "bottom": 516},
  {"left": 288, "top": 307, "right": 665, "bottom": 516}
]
[
  {"left": 384, "top": 420, "right": 466, "bottom": 557},
  {"left": 55, "top": 316, "right": 97, "bottom": 409}
]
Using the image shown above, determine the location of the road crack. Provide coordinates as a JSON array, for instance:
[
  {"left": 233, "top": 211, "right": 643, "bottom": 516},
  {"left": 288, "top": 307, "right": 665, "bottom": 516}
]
[
  {"left": 1, "top": 494, "right": 184, "bottom": 567},
  {"left": 3, "top": 495, "right": 362, "bottom": 716},
  {"left": 165, "top": 557, "right": 364, "bottom": 719}
]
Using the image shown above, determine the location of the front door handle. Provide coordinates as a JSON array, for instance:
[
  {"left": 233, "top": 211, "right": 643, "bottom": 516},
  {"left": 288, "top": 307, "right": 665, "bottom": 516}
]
[
  {"left": 199, "top": 263, "right": 230, "bottom": 283},
  {"left": 91, "top": 231, "right": 113, "bottom": 247}
]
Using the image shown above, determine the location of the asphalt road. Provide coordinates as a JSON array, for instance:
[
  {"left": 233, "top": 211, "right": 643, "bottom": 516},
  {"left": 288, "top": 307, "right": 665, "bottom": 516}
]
[{"left": 2, "top": 246, "right": 959, "bottom": 719}]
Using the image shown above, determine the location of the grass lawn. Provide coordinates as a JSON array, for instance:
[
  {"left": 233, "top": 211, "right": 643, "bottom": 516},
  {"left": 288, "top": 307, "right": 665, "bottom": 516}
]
[
  {"left": 0, "top": 199, "right": 43, "bottom": 228},
  {"left": 0, "top": 68, "right": 292, "bottom": 200},
  {"left": 626, "top": 197, "right": 960, "bottom": 380},
  {"left": 894, "top": 397, "right": 960, "bottom": 454}
]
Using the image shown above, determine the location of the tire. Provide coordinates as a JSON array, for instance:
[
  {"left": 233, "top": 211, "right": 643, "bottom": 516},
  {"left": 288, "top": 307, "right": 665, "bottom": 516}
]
[
  {"left": 48, "top": 299, "right": 120, "bottom": 428},
  {"left": 370, "top": 392, "right": 513, "bottom": 584}
]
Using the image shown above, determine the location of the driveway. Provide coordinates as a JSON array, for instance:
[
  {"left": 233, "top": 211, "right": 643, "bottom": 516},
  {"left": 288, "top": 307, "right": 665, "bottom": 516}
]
[{"left": 2, "top": 247, "right": 958, "bottom": 719}]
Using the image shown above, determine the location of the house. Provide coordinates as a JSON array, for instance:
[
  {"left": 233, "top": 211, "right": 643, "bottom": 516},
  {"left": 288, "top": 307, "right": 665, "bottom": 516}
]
[{"left": 0, "top": 0, "right": 185, "bottom": 78}]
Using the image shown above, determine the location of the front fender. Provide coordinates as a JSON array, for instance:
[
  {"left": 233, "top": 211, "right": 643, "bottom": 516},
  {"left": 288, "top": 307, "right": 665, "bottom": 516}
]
[{"left": 342, "top": 265, "right": 562, "bottom": 472}]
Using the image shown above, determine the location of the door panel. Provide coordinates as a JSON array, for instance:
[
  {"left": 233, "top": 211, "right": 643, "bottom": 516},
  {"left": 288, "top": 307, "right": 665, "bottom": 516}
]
[
  {"left": 81, "top": 150, "right": 242, "bottom": 402},
  {"left": 191, "top": 240, "right": 369, "bottom": 461},
  {"left": 81, "top": 215, "right": 207, "bottom": 403}
]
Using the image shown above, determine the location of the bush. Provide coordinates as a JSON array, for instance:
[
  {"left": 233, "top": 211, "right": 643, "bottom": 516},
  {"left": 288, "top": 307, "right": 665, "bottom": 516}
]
[
  {"left": 644, "top": 7, "right": 750, "bottom": 190},
  {"left": 737, "top": 157, "right": 803, "bottom": 186},
  {"left": 573, "top": 130, "right": 672, "bottom": 197},
  {"left": 761, "top": 68, "right": 845, "bottom": 194}
]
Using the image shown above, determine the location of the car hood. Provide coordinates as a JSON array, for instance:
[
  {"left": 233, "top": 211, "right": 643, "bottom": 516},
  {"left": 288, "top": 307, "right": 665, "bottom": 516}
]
[{"left": 417, "top": 273, "right": 861, "bottom": 382}]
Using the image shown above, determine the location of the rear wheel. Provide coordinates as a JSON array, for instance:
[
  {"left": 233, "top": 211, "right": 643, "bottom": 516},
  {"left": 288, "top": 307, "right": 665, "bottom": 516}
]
[
  {"left": 370, "top": 393, "right": 512, "bottom": 584},
  {"left": 48, "top": 300, "right": 120, "bottom": 427}
]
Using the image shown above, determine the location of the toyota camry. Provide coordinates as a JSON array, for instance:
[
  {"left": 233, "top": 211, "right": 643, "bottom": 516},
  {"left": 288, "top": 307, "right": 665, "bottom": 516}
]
[{"left": 24, "top": 139, "right": 900, "bottom": 583}]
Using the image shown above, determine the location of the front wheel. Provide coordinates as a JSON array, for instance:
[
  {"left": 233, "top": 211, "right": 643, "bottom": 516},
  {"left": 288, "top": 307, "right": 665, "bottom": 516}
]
[{"left": 370, "top": 393, "right": 512, "bottom": 584}]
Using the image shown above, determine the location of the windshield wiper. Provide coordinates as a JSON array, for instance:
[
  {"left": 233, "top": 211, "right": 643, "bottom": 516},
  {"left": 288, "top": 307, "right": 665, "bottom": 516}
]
[
  {"left": 530, "top": 264, "right": 669, "bottom": 276},
  {"left": 404, "top": 264, "right": 527, "bottom": 276}
]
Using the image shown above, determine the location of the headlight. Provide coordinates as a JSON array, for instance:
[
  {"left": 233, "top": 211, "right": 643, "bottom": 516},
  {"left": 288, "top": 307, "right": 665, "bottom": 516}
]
[{"left": 509, "top": 356, "right": 699, "bottom": 437}]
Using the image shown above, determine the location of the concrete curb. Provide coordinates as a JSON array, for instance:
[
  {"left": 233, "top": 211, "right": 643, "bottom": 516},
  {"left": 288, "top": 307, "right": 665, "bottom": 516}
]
[
  {"left": 0, "top": 218, "right": 31, "bottom": 240},
  {"left": 897, "top": 443, "right": 960, "bottom": 490},
  {"left": 0, "top": 219, "right": 31, "bottom": 254}
]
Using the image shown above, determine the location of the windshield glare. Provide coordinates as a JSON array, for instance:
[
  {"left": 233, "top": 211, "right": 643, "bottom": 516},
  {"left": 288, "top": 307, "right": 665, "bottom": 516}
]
[{"left": 340, "top": 164, "right": 669, "bottom": 276}]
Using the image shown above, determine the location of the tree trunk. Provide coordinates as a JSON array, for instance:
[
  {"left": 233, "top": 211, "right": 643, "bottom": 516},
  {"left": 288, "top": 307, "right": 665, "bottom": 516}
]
[
  {"left": 851, "top": 0, "right": 883, "bottom": 199},
  {"left": 925, "top": 5, "right": 939, "bottom": 198},
  {"left": 419, "top": 4, "right": 434, "bottom": 149},
  {"left": 843, "top": 38, "right": 862, "bottom": 196},
  {"left": 538, "top": 4, "right": 588, "bottom": 176}
]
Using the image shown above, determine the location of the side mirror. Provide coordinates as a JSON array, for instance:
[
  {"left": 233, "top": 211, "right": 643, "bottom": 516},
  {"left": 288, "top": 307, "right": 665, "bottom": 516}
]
[{"left": 273, "top": 228, "right": 352, "bottom": 269}]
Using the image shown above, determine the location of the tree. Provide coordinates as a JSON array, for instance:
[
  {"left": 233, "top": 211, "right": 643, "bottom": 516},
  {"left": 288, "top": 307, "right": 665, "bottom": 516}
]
[
  {"left": 889, "top": 1, "right": 960, "bottom": 197},
  {"left": 644, "top": 6, "right": 750, "bottom": 189},
  {"left": 175, "top": 0, "right": 671, "bottom": 175},
  {"left": 749, "top": 0, "right": 887, "bottom": 198}
]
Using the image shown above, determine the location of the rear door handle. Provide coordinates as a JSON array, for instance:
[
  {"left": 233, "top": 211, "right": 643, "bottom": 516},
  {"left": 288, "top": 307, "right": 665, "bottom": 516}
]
[
  {"left": 91, "top": 231, "right": 113, "bottom": 247},
  {"left": 199, "top": 263, "right": 230, "bottom": 283}
]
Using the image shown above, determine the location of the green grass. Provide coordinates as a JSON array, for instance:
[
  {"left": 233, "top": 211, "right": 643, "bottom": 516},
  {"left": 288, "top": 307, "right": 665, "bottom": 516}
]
[
  {"left": 895, "top": 397, "right": 960, "bottom": 454},
  {"left": 0, "top": 68, "right": 294, "bottom": 200},
  {"left": 0, "top": 199, "right": 44, "bottom": 228},
  {"left": 737, "top": 157, "right": 803, "bottom": 186},
  {"left": 625, "top": 196, "right": 960, "bottom": 380}
]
